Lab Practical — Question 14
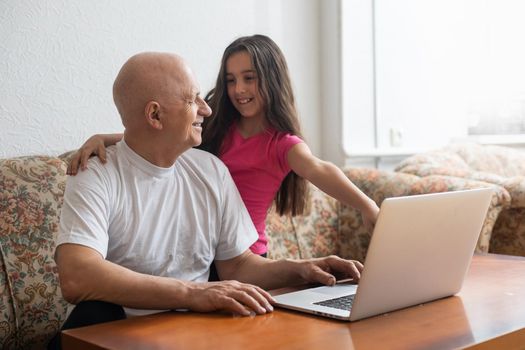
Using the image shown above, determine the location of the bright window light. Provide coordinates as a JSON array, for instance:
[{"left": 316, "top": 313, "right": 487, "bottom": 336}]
[{"left": 342, "top": 0, "right": 525, "bottom": 153}]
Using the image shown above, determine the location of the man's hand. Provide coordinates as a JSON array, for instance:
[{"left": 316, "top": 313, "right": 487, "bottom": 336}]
[
  {"left": 215, "top": 250, "right": 364, "bottom": 292},
  {"left": 186, "top": 280, "right": 275, "bottom": 316},
  {"left": 296, "top": 255, "right": 364, "bottom": 286}
]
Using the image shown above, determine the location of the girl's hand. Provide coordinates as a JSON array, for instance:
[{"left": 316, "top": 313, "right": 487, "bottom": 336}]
[
  {"left": 362, "top": 199, "right": 380, "bottom": 232},
  {"left": 67, "top": 135, "right": 107, "bottom": 175}
]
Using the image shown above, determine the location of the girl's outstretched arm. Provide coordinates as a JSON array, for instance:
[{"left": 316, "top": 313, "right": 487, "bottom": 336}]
[
  {"left": 67, "top": 133, "right": 123, "bottom": 175},
  {"left": 287, "top": 143, "right": 380, "bottom": 228}
]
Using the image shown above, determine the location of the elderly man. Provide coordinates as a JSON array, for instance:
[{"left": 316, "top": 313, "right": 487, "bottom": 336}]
[{"left": 54, "top": 52, "right": 363, "bottom": 335}]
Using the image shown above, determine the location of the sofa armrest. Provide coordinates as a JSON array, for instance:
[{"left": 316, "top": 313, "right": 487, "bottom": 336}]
[
  {"left": 0, "top": 156, "right": 70, "bottom": 348},
  {"left": 468, "top": 172, "right": 525, "bottom": 209},
  {"left": 503, "top": 176, "right": 525, "bottom": 207},
  {"left": 338, "top": 168, "right": 511, "bottom": 261},
  {"left": 338, "top": 168, "right": 421, "bottom": 262},
  {"left": 398, "top": 161, "right": 525, "bottom": 208}
]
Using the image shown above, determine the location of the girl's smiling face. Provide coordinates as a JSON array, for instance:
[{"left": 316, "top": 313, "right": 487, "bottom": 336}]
[{"left": 225, "top": 51, "right": 265, "bottom": 122}]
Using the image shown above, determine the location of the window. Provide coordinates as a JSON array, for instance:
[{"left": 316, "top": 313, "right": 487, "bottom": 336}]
[{"left": 342, "top": 0, "right": 525, "bottom": 154}]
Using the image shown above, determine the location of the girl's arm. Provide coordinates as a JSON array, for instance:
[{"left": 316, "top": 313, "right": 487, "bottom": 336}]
[
  {"left": 67, "top": 133, "right": 123, "bottom": 175},
  {"left": 287, "top": 143, "right": 380, "bottom": 227}
]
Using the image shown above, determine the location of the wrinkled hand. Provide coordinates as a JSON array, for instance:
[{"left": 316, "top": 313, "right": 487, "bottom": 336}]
[
  {"left": 67, "top": 135, "right": 107, "bottom": 175},
  {"left": 186, "top": 280, "right": 275, "bottom": 316},
  {"left": 298, "top": 256, "right": 364, "bottom": 286}
]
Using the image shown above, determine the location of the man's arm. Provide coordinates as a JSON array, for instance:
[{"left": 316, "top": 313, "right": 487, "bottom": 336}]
[
  {"left": 57, "top": 243, "right": 275, "bottom": 316},
  {"left": 58, "top": 155, "right": 274, "bottom": 317},
  {"left": 215, "top": 250, "right": 363, "bottom": 291}
]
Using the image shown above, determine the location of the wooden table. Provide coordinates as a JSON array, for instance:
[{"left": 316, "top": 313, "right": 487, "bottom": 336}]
[{"left": 62, "top": 254, "right": 525, "bottom": 349}]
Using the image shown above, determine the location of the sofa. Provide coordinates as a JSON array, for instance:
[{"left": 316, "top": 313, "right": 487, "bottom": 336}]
[
  {"left": 0, "top": 153, "right": 508, "bottom": 349},
  {"left": 395, "top": 143, "right": 525, "bottom": 257}
]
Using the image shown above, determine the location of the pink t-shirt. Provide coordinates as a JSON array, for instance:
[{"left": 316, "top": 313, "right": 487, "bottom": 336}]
[{"left": 219, "top": 124, "right": 303, "bottom": 255}]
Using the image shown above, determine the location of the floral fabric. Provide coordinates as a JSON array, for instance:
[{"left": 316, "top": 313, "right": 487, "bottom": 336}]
[
  {"left": 490, "top": 208, "right": 525, "bottom": 256},
  {"left": 267, "top": 165, "right": 507, "bottom": 263},
  {"left": 267, "top": 184, "right": 340, "bottom": 260},
  {"left": 0, "top": 156, "right": 70, "bottom": 349},
  {"left": 292, "top": 185, "right": 340, "bottom": 259},
  {"left": 395, "top": 143, "right": 525, "bottom": 256},
  {"left": 266, "top": 207, "right": 300, "bottom": 260}
]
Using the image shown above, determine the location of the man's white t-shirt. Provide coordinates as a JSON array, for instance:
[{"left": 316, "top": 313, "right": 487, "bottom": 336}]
[{"left": 57, "top": 140, "right": 258, "bottom": 314}]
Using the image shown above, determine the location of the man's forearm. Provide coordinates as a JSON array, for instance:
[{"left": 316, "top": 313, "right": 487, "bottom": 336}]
[
  {"left": 57, "top": 244, "right": 192, "bottom": 310},
  {"left": 217, "top": 252, "right": 307, "bottom": 290},
  {"left": 217, "top": 250, "right": 362, "bottom": 291}
]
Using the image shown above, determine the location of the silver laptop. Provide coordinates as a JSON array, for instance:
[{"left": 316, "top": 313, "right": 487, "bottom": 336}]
[{"left": 274, "top": 188, "right": 493, "bottom": 321}]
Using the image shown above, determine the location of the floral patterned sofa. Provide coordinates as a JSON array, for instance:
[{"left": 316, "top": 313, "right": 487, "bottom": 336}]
[
  {"left": 0, "top": 154, "right": 508, "bottom": 349},
  {"left": 267, "top": 167, "right": 509, "bottom": 262},
  {"left": 0, "top": 156, "right": 69, "bottom": 350},
  {"left": 395, "top": 143, "right": 525, "bottom": 257}
]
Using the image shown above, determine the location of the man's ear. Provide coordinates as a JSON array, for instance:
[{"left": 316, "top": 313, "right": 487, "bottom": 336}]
[{"left": 145, "top": 101, "right": 163, "bottom": 130}]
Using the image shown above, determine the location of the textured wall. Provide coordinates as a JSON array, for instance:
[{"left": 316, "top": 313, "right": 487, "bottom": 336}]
[{"left": 0, "top": 0, "right": 321, "bottom": 158}]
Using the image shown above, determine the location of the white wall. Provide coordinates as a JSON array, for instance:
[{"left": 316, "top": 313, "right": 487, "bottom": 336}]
[{"left": 0, "top": 0, "right": 321, "bottom": 158}]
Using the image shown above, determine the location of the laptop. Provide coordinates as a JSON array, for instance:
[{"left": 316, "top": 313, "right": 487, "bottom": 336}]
[{"left": 273, "top": 188, "right": 493, "bottom": 321}]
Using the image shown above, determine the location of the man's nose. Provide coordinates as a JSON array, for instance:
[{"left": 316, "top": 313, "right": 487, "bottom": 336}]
[{"left": 199, "top": 100, "right": 212, "bottom": 117}]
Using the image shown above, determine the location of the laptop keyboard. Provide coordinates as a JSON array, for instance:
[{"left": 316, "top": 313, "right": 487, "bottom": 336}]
[{"left": 314, "top": 294, "right": 355, "bottom": 311}]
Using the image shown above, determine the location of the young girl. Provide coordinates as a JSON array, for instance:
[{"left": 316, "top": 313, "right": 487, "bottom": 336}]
[{"left": 68, "top": 34, "right": 379, "bottom": 257}]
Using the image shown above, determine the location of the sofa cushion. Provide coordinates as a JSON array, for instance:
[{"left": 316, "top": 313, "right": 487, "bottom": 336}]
[
  {"left": 395, "top": 143, "right": 525, "bottom": 177},
  {"left": 394, "top": 152, "right": 470, "bottom": 177},
  {"left": 267, "top": 184, "right": 340, "bottom": 260},
  {"left": 449, "top": 143, "right": 525, "bottom": 177},
  {"left": 292, "top": 185, "right": 340, "bottom": 259},
  {"left": 0, "top": 156, "right": 69, "bottom": 349},
  {"left": 341, "top": 168, "right": 510, "bottom": 257},
  {"left": 395, "top": 143, "right": 525, "bottom": 208},
  {"left": 266, "top": 207, "right": 301, "bottom": 260}
]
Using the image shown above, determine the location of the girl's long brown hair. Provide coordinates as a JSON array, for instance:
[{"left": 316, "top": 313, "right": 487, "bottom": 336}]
[{"left": 199, "top": 34, "right": 308, "bottom": 216}]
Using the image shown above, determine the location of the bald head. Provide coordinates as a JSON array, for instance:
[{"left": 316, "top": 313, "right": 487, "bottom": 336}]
[{"left": 113, "top": 52, "right": 191, "bottom": 126}]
